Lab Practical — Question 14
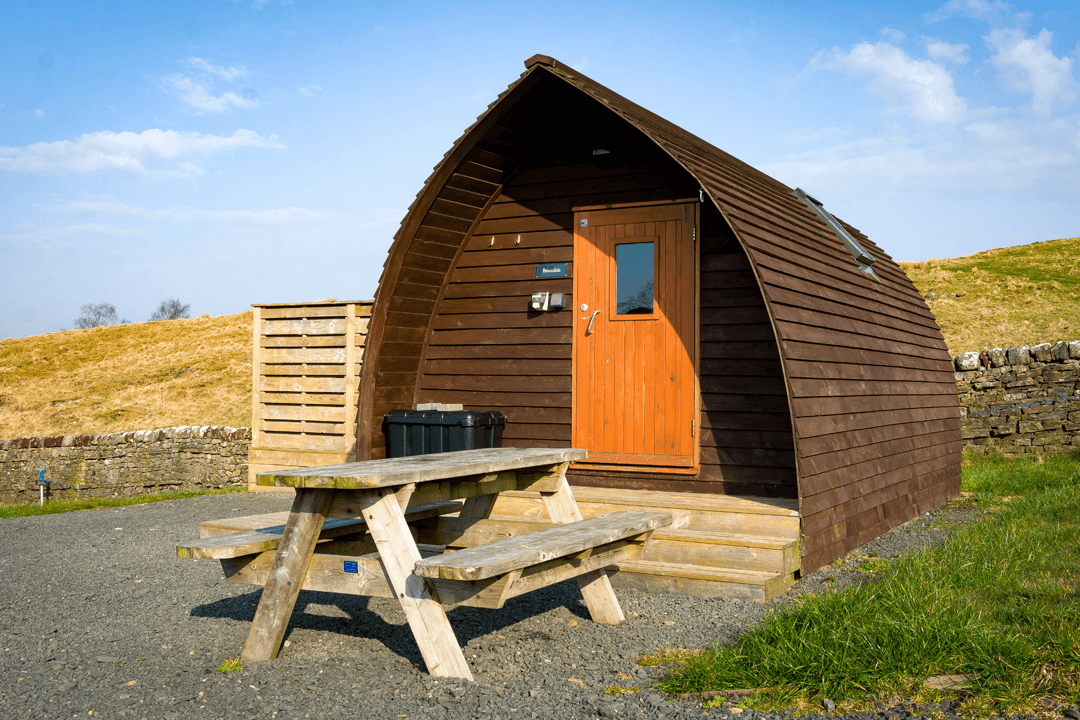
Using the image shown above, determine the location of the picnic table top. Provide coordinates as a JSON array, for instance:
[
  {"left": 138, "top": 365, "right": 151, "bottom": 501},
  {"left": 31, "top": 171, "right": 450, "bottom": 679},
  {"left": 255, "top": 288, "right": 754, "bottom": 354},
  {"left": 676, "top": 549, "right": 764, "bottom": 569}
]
[{"left": 256, "top": 447, "right": 588, "bottom": 490}]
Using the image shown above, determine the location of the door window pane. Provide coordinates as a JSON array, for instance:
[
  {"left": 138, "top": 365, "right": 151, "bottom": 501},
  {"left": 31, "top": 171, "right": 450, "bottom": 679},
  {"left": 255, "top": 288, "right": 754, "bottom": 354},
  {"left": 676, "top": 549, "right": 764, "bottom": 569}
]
[{"left": 616, "top": 242, "right": 654, "bottom": 315}]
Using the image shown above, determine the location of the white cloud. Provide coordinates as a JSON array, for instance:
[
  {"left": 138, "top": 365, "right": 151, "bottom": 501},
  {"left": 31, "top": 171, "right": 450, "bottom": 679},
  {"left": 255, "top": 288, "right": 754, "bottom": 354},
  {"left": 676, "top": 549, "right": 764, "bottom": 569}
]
[
  {"left": 881, "top": 27, "right": 906, "bottom": 43},
  {"left": 988, "top": 28, "right": 1076, "bottom": 115},
  {"left": 298, "top": 85, "right": 322, "bottom": 96},
  {"left": 924, "top": 0, "right": 1010, "bottom": 23},
  {"left": 762, "top": 114, "right": 1080, "bottom": 197},
  {"left": 812, "top": 42, "right": 965, "bottom": 123},
  {"left": 57, "top": 223, "right": 145, "bottom": 237},
  {"left": 188, "top": 57, "right": 248, "bottom": 81},
  {"left": 46, "top": 196, "right": 319, "bottom": 224},
  {"left": 34, "top": 108, "right": 44, "bottom": 117},
  {"left": 926, "top": 40, "right": 970, "bottom": 64},
  {"left": 0, "top": 129, "right": 283, "bottom": 177},
  {"left": 165, "top": 75, "right": 259, "bottom": 114}
]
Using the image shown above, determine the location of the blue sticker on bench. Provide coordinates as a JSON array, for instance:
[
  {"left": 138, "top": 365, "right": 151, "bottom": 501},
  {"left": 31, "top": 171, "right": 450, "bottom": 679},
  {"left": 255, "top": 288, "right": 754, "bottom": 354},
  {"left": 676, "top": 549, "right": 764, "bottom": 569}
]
[{"left": 343, "top": 561, "right": 358, "bottom": 574}]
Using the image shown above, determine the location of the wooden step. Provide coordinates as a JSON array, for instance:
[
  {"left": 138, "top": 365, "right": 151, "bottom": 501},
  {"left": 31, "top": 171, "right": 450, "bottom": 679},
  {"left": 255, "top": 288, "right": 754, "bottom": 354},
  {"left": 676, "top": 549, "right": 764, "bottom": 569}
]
[
  {"left": 493, "top": 488, "right": 801, "bottom": 539},
  {"left": 609, "top": 560, "right": 794, "bottom": 602},
  {"left": 645, "top": 529, "right": 800, "bottom": 576}
]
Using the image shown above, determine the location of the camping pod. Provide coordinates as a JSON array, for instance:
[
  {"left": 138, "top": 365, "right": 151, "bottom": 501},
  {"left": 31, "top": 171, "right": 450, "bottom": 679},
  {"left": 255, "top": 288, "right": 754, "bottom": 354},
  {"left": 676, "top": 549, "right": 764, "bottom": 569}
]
[{"left": 353, "top": 56, "right": 962, "bottom": 596}]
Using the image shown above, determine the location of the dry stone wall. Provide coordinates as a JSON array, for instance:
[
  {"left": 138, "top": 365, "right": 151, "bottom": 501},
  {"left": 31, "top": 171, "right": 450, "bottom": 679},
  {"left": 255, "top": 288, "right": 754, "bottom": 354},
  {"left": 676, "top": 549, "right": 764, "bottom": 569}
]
[
  {"left": 0, "top": 426, "right": 249, "bottom": 505},
  {"left": 954, "top": 340, "right": 1080, "bottom": 455}
]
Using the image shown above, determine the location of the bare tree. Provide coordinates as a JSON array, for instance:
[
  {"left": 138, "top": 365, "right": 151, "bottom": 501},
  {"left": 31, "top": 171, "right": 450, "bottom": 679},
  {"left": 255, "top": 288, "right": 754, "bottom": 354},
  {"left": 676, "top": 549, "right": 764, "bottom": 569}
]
[
  {"left": 150, "top": 298, "right": 191, "bottom": 321},
  {"left": 74, "top": 302, "right": 128, "bottom": 329}
]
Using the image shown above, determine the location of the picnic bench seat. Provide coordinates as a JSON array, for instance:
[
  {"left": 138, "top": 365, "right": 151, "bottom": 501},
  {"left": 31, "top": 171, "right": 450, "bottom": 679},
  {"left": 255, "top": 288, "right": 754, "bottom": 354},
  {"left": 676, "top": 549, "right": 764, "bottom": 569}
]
[
  {"left": 176, "top": 501, "right": 462, "bottom": 560},
  {"left": 414, "top": 509, "right": 671, "bottom": 612}
]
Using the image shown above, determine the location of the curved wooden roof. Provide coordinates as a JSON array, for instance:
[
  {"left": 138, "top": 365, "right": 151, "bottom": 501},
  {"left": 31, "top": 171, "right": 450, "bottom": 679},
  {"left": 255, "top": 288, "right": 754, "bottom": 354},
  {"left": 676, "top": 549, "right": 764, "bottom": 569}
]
[{"left": 356, "top": 56, "right": 962, "bottom": 571}]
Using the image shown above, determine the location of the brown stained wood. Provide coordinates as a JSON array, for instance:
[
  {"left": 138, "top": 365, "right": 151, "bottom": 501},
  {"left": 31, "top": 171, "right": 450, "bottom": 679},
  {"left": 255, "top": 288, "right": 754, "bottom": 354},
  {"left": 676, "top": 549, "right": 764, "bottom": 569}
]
[
  {"left": 423, "top": 357, "right": 571, "bottom": 376},
  {"left": 242, "top": 488, "right": 333, "bottom": 661},
  {"left": 417, "top": 390, "right": 571, "bottom": 408},
  {"left": 437, "top": 296, "right": 556, "bottom": 314},
  {"left": 767, "top": 286, "right": 945, "bottom": 343},
  {"left": 456, "top": 246, "right": 573, "bottom": 268},
  {"left": 795, "top": 404, "right": 960, "bottom": 439},
  {"left": 699, "top": 341, "right": 782, "bottom": 360},
  {"left": 464, "top": 229, "right": 572, "bottom": 252},
  {"left": 424, "top": 343, "right": 570, "bottom": 360},
  {"left": 755, "top": 264, "right": 937, "bottom": 332},
  {"left": 443, "top": 279, "right": 572, "bottom": 299},
  {"left": 780, "top": 340, "right": 952, "bottom": 373},
  {"left": 433, "top": 312, "right": 571, "bottom": 330},
  {"left": 701, "top": 393, "right": 790, "bottom": 414},
  {"left": 699, "top": 325, "right": 776, "bottom": 343},
  {"left": 789, "top": 377, "right": 957, "bottom": 400},
  {"left": 430, "top": 197, "right": 484, "bottom": 222},
  {"left": 783, "top": 358, "right": 956, "bottom": 384},
  {"left": 429, "top": 327, "right": 571, "bottom": 345},
  {"left": 770, "top": 299, "right": 947, "bottom": 350},
  {"left": 473, "top": 213, "right": 570, "bottom": 236},
  {"left": 502, "top": 423, "right": 572, "bottom": 441},
  {"left": 699, "top": 306, "right": 772, "bottom": 325},
  {"left": 394, "top": 282, "right": 442, "bottom": 301},
  {"left": 800, "top": 446, "right": 960, "bottom": 519},
  {"left": 790, "top": 392, "right": 958, "bottom": 419},
  {"left": 700, "top": 270, "right": 759, "bottom": 288},
  {"left": 421, "top": 374, "right": 570, "bottom": 393},
  {"left": 793, "top": 416, "right": 959, "bottom": 459},
  {"left": 699, "top": 376, "right": 787, "bottom": 396}
]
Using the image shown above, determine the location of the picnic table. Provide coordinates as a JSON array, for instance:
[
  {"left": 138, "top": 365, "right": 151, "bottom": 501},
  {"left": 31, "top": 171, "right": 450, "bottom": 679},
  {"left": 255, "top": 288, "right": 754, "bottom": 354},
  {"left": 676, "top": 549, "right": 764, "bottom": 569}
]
[{"left": 177, "top": 447, "right": 671, "bottom": 680}]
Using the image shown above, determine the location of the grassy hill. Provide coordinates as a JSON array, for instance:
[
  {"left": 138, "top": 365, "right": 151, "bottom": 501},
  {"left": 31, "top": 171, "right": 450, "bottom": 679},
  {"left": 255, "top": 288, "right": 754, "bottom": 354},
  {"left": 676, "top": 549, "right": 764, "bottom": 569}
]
[
  {"left": 1, "top": 236, "right": 1076, "bottom": 439},
  {"left": 898, "top": 236, "right": 1080, "bottom": 354},
  {"left": 0, "top": 313, "right": 251, "bottom": 439}
]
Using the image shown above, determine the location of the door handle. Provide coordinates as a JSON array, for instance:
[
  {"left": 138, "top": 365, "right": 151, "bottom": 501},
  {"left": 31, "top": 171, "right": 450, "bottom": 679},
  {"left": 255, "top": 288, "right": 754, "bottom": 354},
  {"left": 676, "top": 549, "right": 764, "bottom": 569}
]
[{"left": 582, "top": 309, "right": 601, "bottom": 334}]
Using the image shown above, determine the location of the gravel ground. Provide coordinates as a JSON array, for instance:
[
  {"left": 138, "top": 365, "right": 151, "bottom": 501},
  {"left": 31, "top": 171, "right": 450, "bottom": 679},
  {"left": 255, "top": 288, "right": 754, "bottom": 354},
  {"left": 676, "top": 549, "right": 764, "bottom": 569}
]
[{"left": 0, "top": 492, "right": 1027, "bottom": 720}]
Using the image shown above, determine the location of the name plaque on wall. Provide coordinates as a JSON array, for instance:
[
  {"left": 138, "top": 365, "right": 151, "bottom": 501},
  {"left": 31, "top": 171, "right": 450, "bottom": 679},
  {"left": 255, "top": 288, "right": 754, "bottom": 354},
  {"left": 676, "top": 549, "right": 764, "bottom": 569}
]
[{"left": 535, "top": 263, "right": 568, "bottom": 279}]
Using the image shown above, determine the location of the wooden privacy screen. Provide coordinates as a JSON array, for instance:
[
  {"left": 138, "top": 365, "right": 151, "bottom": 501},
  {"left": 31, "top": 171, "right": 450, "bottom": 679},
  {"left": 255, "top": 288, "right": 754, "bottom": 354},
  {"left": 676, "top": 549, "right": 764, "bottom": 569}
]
[{"left": 248, "top": 301, "right": 372, "bottom": 488}]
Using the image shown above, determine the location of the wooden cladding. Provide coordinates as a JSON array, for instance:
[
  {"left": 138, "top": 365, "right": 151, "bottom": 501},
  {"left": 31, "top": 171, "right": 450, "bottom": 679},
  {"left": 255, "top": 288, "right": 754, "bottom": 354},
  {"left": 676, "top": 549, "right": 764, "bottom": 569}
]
[
  {"left": 354, "top": 59, "right": 961, "bottom": 578},
  {"left": 249, "top": 301, "right": 371, "bottom": 486}
]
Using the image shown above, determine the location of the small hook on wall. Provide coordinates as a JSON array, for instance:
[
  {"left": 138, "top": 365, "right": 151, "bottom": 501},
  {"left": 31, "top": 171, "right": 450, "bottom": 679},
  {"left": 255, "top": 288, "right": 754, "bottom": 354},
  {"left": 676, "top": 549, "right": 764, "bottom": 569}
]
[
  {"left": 489, "top": 236, "right": 495, "bottom": 246},
  {"left": 515, "top": 235, "right": 521, "bottom": 245}
]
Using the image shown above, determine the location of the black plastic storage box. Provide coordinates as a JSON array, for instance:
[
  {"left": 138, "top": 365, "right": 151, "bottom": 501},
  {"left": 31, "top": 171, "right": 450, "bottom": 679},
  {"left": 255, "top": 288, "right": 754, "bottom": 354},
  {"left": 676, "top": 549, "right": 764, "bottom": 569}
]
[{"left": 384, "top": 410, "right": 506, "bottom": 458}]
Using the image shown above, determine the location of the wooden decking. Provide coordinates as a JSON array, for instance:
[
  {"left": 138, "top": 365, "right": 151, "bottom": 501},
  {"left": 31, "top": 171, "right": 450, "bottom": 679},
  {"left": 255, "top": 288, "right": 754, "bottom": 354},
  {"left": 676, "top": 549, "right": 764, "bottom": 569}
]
[{"left": 491, "top": 487, "right": 801, "bottom": 601}]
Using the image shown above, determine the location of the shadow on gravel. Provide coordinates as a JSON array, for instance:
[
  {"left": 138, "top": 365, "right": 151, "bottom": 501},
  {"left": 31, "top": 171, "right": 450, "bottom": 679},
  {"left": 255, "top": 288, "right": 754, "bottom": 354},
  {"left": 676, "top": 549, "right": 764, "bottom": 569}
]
[{"left": 188, "top": 580, "right": 591, "bottom": 667}]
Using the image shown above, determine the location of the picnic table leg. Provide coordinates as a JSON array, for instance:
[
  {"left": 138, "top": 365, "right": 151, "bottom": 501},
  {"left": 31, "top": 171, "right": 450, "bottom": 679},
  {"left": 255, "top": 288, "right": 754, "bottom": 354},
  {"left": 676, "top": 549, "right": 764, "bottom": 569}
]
[
  {"left": 361, "top": 488, "right": 474, "bottom": 680},
  {"left": 241, "top": 488, "right": 333, "bottom": 662},
  {"left": 540, "top": 469, "right": 626, "bottom": 626}
]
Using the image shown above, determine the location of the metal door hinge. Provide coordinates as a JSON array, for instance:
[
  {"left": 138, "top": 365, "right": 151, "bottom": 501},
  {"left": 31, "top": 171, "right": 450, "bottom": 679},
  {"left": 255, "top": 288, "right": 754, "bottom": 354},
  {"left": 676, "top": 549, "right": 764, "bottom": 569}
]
[
  {"left": 691, "top": 419, "right": 695, "bottom": 438},
  {"left": 693, "top": 226, "right": 697, "bottom": 243}
]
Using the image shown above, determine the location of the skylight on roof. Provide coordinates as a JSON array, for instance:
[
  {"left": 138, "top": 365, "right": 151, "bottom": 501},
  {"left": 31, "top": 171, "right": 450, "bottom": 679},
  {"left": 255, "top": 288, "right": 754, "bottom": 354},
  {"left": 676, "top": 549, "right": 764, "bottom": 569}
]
[{"left": 793, "top": 188, "right": 879, "bottom": 279}]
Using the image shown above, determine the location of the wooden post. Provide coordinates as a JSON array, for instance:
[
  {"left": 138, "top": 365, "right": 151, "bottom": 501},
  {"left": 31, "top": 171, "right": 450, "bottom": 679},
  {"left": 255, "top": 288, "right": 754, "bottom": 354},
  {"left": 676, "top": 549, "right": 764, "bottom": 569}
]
[
  {"left": 344, "top": 303, "right": 358, "bottom": 460},
  {"left": 361, "top": 488, "right": 473, "bottom": 680},
  {"left": 248, "top": 306, "right": 263, "bottom": 490},
  {"left": 241, "top": 488, "right": 333, "bottom": 661},
  {"left": 539, "top": 465, "right": 625, "bottom": 625}
]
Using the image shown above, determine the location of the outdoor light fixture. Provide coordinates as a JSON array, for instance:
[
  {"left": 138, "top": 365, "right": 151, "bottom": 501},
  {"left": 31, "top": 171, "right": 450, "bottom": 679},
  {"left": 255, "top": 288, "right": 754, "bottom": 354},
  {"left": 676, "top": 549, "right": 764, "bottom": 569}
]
[{"left": 592, "top": 148, "right": 610, "bottom": 155}]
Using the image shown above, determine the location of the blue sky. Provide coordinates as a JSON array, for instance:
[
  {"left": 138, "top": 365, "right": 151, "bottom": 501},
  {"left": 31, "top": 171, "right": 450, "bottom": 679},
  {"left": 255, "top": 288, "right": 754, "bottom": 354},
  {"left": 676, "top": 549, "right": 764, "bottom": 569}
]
[{"left": 2, "top": 0, "right": 1078, "bottom": 340}]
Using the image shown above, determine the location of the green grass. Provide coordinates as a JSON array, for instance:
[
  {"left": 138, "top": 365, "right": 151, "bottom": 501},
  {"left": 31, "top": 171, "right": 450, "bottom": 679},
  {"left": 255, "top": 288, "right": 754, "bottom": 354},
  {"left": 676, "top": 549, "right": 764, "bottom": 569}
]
[
  {"left": 656, "top": 452, "right": 1080, "bottom": 717},
  {"left": 215, "top": 658, "right": 244, "bottom": 673},
  {"left": 0, "top": 486, "right": 246, "bottom": 519}
]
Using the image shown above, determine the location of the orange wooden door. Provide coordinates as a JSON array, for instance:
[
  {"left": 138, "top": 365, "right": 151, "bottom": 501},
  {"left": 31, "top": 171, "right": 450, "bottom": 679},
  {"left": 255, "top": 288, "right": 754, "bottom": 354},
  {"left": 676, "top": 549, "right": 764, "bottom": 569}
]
[{"left": 572, "top": 202, "right": 697, "bottom": 470}]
